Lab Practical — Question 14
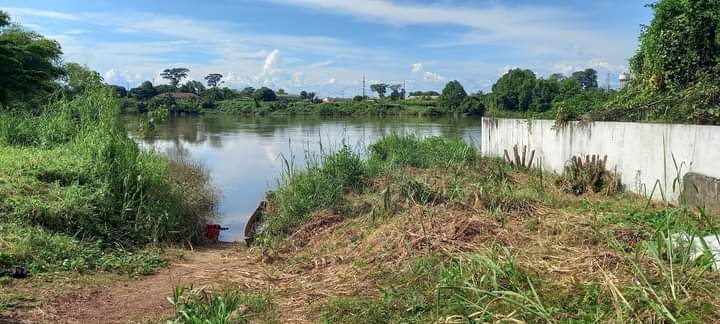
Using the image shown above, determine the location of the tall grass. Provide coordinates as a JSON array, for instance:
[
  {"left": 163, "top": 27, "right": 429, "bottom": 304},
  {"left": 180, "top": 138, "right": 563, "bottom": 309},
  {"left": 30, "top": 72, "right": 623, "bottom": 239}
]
[
  {"left": 0, "top": 85, "right": 216, "bottom": 272},
  {"left": 261, "top": 145, "right": 365, "bottom": 244}
]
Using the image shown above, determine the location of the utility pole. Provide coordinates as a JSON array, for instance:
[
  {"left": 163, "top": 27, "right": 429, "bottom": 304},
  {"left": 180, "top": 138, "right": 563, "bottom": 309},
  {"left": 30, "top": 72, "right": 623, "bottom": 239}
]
[
  {"left": 606, "top": 73, "right": 610, "bottom": 92},
  {"left": 362, "top": 74, "right": 366, "bottom": 98}
]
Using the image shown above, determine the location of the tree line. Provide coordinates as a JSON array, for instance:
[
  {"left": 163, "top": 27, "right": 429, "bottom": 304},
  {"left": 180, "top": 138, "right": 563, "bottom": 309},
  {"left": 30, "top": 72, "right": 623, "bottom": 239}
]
[{"left": 2, "top": 0, "right": 719, "bottom": 123}]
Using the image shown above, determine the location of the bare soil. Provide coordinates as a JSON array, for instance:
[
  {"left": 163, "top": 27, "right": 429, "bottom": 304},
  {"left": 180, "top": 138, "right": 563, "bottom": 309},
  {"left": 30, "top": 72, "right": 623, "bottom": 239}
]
[{"left": 1, "top": 241, "right": 368, "bottom": 324}]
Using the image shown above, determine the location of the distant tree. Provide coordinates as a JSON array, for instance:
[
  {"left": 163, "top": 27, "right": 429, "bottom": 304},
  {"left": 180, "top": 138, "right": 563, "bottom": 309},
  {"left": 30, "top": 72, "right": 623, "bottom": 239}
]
[
  {"left": 155, "top": 84, "right": 176, "bottom": 94},
  {"left": 240, "top": 87, "right": 255, "bottom": 97},
  {"left": 530, "top": 78, "right": 560, "bottom": 112},
  {"left": 300, "top": 90, "right": 309, "bottom": 99},
  {"left": 204, "top": 73, "right": 223, "bottom": 88},
  {"left": 549, "top": 73, "right": 566, "bottom": 81},
  {"left": 277, "top": 89, "right": 287, "bottom": 95},
  {"left": 0, "top": 10, "right": 64, "bottom": 108},
  {"left": 0, "top": 10, "right": 8, "bottom": 26},
  {"left": 389, "top": 84, "right": 403, "bottom": 100},
  {"left": 160, "top": 67, "right": 190, "bottom": 88},
  {"left": 254, "top": 87, "right": 277, "bottom": 101},
  {"left": 353, "top": 95, "right": 365, "bottom": 102},
  {"left": 370, "top": 83, "right": 388, "bottom": 98},
  {"left": 109, "top": 85, "right": 127, "bottom": 98},
  {"left": 62, "top": 63, "right": 103, "bottom": 94},
  {"left": 490, "top": 69, "right": 537, "bottom": 111},
  {"left": 439, "top": 80, "right": 467, "bottom": 112},
  {"left": 571, "top": 68, "right": 598, "bottom": 90},
  {"left": 180, "top": 80, "right": 206, "bottom": 94},
  {"left": 129, "top": 81, "right": 158, "bottom": 100},
  {"left": 307, "top": 92, "right": 317, "bottom": 100},
  {"left": 459, "top": 96, "right": 486, "bottom": 116}
]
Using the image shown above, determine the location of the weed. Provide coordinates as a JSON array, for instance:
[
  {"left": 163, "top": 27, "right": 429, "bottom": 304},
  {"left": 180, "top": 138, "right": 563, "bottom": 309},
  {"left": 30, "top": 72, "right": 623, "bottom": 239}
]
[{"left": 168, "top": 285, "right": 276, "bottom": 323}]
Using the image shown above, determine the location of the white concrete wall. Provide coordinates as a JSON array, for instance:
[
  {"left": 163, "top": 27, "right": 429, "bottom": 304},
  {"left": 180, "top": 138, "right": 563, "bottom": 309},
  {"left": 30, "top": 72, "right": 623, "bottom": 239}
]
[{"left": 480, "top": 118, "right": 720, "bottom": 202}]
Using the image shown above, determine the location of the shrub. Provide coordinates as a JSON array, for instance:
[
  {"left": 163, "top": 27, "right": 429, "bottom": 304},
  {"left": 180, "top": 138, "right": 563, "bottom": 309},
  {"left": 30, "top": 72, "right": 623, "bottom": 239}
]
[{"left": 557, "top": 154, "right": 621, "bottom": 195}]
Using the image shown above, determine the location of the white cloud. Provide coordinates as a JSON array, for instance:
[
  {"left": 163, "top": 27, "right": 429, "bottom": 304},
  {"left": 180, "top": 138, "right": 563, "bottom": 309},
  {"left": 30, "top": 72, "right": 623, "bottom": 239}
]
[
  {"left": 423, "top": 72, "right": 445, "bottom": 82},
  {"left": 262, "top": 49, "right": 282, "bottom": 77},
  {"left": 412, "top": 63, "right": 424, "bottom": 73},
  {"left": 4, "top": 7, "right": 79, "bottom": 20}
]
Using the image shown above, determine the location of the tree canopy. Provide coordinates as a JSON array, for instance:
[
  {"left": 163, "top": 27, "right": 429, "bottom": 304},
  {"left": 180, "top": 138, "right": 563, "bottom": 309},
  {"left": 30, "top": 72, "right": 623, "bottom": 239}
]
[
  {"left": 630, "top": 0, "right": 720, "bottom": 92},
  {"left": 0, "top": 10, "right": 64, "bottom": 108},
  {"left": 370, "top": 83, "right": 388, "bottom": 98},
  {"left": 439, "top": 80, "right": 467, "bottom": 112},
  {"left": 254, "top": 87, "right": 277, "bottom": 101},
  {"left": 204, "top": 73, "right": 223, "bottom": 88},
  {"left": 129, "top": 81, "right": 158, "bottom": 100},
  {"left": 161, "top": 68, "right": 190, "bottom": 88},
  {"left": 571, "top": 69, "right": 599, "bottom": 90},
  {"left": 490, "top": 69, "right": 537, "bottom": 112}
]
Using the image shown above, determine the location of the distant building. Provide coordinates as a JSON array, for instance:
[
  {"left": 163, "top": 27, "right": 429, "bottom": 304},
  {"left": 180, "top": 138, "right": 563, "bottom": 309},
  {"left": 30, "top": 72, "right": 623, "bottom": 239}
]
[{"left": 323, "top": 97, "right": 334, "bottom": 103}]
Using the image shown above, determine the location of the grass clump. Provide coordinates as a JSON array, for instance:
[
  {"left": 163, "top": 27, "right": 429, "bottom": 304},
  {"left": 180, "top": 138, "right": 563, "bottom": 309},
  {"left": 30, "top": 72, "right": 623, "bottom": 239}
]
[
  {"left": 168, "top": 285, "right": 276, "bottom": 324},
  {"left": 368, "top": 134, "right": 476, "bottom": 170},
  {"left": 0, "top": 223, "right": 162, "bottom": 275},
  {"left": 261, "top": 145, "right": 365, "bottom": 243}
]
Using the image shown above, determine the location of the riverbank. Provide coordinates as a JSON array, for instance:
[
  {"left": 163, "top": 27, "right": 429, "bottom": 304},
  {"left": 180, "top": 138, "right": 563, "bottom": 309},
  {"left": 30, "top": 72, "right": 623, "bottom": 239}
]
[
  {"left": 0, "top": 87, "right": 218, "bottom": 313},
  {"left": 122, "top": 97, "right": 483, "bottom": 118},
  {"left": 4, "top": 136, "right": 719, "bottom": 323}
]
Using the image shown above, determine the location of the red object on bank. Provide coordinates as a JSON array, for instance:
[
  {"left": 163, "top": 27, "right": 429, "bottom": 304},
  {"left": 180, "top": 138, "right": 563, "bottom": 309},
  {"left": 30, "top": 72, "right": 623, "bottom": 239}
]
[{"left": 205, "top": 224, "right": 228, "bottom": 241}]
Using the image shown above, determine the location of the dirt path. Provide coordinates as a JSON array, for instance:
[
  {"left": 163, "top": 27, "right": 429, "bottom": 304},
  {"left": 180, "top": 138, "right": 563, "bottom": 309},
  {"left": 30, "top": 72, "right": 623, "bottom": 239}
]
[{"left": 3, "top": 243, "right": 351, "bottom": 324}]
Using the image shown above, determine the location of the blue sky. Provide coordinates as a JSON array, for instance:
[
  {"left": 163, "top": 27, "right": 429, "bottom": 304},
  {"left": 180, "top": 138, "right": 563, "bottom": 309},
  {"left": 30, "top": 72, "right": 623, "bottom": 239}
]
[{"left": 2, "top": 1, "right": 653, "bottom": 96}]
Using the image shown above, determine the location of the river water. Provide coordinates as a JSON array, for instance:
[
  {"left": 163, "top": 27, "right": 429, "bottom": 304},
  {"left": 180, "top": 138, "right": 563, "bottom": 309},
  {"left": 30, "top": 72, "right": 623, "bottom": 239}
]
[{"left": 128, "top": 115, "right": 483, "bottom": 241}]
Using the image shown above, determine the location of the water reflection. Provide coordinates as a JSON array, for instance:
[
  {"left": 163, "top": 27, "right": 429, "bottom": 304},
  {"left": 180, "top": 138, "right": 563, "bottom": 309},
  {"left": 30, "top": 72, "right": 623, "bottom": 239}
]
[{"left": 127, "top": 115, "right": 482, "bottom": 241}]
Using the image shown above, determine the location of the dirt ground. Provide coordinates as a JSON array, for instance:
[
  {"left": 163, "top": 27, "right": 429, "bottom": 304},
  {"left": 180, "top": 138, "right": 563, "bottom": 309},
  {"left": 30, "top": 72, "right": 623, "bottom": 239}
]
[{"left": 1, "top": 242, "right": 363, "bottom": 324}]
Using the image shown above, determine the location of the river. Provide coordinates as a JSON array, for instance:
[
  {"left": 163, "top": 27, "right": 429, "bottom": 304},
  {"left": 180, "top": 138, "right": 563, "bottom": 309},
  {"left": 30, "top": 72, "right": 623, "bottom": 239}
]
[{"left": 127, "top": 115, "right": 483, "bottom": 241}]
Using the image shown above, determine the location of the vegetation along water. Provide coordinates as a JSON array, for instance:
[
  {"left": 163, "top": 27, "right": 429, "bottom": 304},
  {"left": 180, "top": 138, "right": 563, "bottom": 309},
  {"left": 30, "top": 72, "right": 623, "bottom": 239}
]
[{"left": 2, "top": 1, "right": 720, "bottom": 322}]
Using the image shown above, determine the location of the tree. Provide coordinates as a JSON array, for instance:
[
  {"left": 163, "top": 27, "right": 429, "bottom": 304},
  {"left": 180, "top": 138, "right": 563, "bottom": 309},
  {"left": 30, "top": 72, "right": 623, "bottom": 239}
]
[
  {"left": 439, "top": 80, "right": 468, "bottom": 112},
  {"left": 370, "top": 83, "right": 388, "bottom": 98},
  {"left": 179, "top": 80, "right": 206, "bottom": 94},
  {"left": 630, "top": 0, "right": 720, "bottom": 92},
  {"left": 155, "top": 84, "right": 176, "bottom": 94},
  {"left": 240, "top": 87, "right": 255, "bottom": 97},
  {"left": 571, "top": 69, "right": 598, "bottom": 90},
  {"left": 277, "top": 89, "right": 286, "bottom": 95},
  {"left": 530, "top": 79, "right": 560, "bottom": 112},
  {"left": 307, "top": 92, "right": 317, "bottom": 101},
  {"left": 109, "top": 85, "right": 127, "bottom": 98},
  {"left": 129, "top": 81, "right": 158, "bottom": 100},
  {"left": 254, "top": 87, "right": 277, "bottom": 101},
  {"left": 300, "top": 90, "right": 309, "bottom": 99},
  {"left": 389, "top": 84, "right": 403, "bottom": 100},
  {"left": 160, "top": 67, "right": 189, "bottom": 88},
  {"left": 63, "top": 63, "right": 103, "bottom": 94},
  {"left": 0, "top": 10, "right": 64, "bottom": 108},
  {"left": 459, "top": 96, "right": 486, "bottom": 116},
  {"left": 490, "top": 69, "right": 537, "bottom": 111},
  {"left": 204, "top": 73, "right": 223, "bottom": 88}
]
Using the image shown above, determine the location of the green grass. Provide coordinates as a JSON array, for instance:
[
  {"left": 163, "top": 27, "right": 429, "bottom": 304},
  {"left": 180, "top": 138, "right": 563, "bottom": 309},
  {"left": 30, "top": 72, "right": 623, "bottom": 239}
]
[
  {"left": 0, "top": 86, "right": 216, "bottom": 274},
  {"left": 168, "top": 285, "right": 276, "bottom": 323}
]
